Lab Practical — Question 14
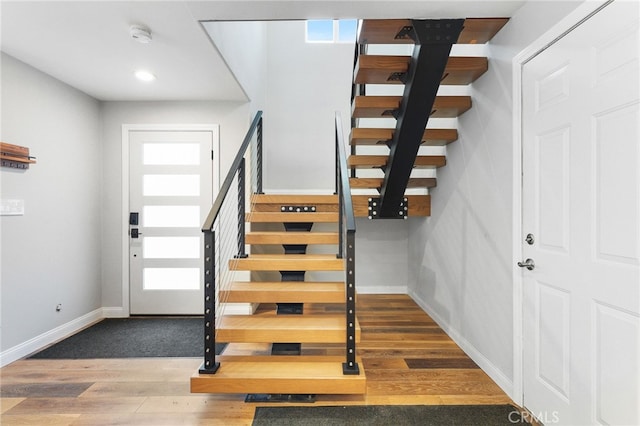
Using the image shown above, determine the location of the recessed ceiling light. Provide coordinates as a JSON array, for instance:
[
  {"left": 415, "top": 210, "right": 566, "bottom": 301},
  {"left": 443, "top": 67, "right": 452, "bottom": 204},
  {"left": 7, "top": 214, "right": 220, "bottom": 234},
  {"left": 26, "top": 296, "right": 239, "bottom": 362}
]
[{"left": 134, "top": 70, "right": 156, "bottom": 82}]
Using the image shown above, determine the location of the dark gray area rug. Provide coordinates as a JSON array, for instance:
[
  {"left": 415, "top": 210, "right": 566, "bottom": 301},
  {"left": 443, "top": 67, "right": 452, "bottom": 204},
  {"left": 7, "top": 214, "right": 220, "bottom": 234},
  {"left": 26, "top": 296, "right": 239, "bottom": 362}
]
[
  {"left": 253, "top": 405, "right": 530, "bottom": 426},
  {"left": 29, "top": 317, "right": 226, "bottom": 359}
]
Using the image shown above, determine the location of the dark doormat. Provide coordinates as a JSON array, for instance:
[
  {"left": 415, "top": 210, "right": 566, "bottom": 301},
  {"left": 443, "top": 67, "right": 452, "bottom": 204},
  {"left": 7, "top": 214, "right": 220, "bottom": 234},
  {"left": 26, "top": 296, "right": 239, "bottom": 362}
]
[
  {"left": 253, "top": 405, "right": 531, "bottom": 426},
  {"left": 29, "top": 317, "right": 226, "bottom": 359}
]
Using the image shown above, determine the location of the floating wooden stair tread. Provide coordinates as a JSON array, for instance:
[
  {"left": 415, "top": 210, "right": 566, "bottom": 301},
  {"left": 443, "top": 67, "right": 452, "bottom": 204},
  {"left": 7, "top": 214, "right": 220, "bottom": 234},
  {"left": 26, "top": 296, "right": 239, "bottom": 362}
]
[
  {"left": 221, "top": 281, "right": 345, "bottom": 303},
  {"left": 350, "top": 177, "right": 436, "bottom": 190},
  {"left": 217, "top": 315, "right": 359, "bottom": 343},
  {"left": 246, "top": 231, "right": 339, "bottom": 245},
  {"left": 230, "top": 254, "right": 343, "bottom": 271},
  {"left": 246, "top": 211, "right": 338, "bottom": 223},
  {"left": 358, "top": 18, "right": 509, "bottom": 45},
  {"left": 352, "top": 95, "right": 471, "bottom": 118},
  {"left": 350, "top": 128, "right": 458, "bottom": 146},
  {"left": 355, "top": 55, "right": 488, "bottom": 85},
  {"left": 351, "top": 194, "right": 430, "bottom": 217},
  {"left": 191, "top": 357, "right": 366, "bottom": 394},
  {"left": 251, "top": 194, "right": 338, "bottom": 205},
  {"left": 348, "top": 155, "right": 446, "bottom": 169}
]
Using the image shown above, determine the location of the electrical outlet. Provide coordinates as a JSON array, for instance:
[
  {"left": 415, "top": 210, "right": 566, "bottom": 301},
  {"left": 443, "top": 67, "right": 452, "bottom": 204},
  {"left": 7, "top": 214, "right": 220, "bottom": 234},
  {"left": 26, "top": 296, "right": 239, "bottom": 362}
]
[{"left": 56, "top": 304, "right": 62, "bottom": 312}]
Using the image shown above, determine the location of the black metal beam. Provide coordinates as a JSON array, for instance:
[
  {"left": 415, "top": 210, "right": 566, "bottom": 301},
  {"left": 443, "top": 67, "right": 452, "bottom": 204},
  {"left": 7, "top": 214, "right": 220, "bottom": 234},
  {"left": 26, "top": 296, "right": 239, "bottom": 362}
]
[{"left": 377, "top": 19, "right": 464, "bottom": 218}]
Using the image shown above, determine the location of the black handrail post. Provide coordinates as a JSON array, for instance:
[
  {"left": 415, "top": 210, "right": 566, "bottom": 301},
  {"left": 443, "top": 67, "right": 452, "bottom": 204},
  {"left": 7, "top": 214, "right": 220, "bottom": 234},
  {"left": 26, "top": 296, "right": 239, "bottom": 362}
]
[
  {"left": 236, "top": 158, "right": 248, "bottom": 258},
  {"left": 335, "top": 111, "right": 359, "bottom": 375},
  {"left": 343, "top": 229, "right": 359, "bottom": 374},
  {"left": 256, "top": 115, "right": 264, "bottom": 194},
  {"left": 199, "top": 230, "right": 220, "bottom": 374}
]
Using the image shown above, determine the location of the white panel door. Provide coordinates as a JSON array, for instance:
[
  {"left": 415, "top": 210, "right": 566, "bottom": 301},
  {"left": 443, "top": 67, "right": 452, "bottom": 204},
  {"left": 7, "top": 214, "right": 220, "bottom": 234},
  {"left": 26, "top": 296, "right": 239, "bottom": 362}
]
[
  {"left": 129, "top": 129, "right": 216, "bottom": 315},
  {"left": 522, "top": 1, "right": 639, "bottom": 424}
]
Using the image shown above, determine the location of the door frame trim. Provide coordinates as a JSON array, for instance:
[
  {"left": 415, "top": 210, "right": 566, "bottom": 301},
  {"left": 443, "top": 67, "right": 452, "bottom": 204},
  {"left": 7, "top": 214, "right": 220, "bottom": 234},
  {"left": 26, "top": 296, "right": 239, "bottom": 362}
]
[
  {"left": 121, "top": 124, "right": 220, "bottom": 316},
  {"left": 511, "top": 0, "right": 612, "bottom": 406}
]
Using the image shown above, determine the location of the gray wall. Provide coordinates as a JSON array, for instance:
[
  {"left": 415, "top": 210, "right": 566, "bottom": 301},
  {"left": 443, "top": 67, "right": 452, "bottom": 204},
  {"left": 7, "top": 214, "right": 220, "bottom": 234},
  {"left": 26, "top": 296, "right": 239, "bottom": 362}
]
[
  {"left": 100, "top": 101, "right": 250, "bottom": 309},
  {"left": 407, "top": 1, "right": 582, "bottom": 397},
  {"left": 1, "top": 53, "right": 103, "bottom": 353},
  {"left": 263, "top": 20, "right": 353, "bottom": 192}
]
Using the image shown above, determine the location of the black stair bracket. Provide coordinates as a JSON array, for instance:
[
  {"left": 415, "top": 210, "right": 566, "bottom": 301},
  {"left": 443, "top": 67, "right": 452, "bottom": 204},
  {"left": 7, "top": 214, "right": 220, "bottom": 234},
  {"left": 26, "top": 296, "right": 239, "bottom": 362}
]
[
  {"left": 368, "top": 197, "right": 408, "bottom": 219},
  {"left": 375, "top": 19, "right": 465, "bottom": 218}
]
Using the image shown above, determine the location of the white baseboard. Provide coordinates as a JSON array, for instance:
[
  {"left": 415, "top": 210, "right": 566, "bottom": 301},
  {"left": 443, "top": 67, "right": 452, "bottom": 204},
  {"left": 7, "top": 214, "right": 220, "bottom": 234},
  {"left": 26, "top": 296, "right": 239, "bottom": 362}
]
[
  {"left": 357, "top": 285, "right": 408, "bottom": 294},
  {"left": 409, "top": 289, "right": 515, "bottom": 400},
  {"left": 221, "top": 302, "right": 257, "bottom": 315},
  {"left": 102, "top": 306, "right": 128, "bottom": 318},
  {"left": 0, "top": 308, "right": 104, "bottom": 367}
]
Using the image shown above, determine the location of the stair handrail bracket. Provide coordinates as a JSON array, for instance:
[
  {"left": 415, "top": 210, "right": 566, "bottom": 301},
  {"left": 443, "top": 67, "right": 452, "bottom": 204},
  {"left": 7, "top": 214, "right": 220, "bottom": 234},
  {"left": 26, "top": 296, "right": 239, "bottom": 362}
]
[
  {"left": 335, "top": 111, "right": 360, "bottom": 375},
  {"left": 199, "top": 111, "right": 263, "bottom": 375}
]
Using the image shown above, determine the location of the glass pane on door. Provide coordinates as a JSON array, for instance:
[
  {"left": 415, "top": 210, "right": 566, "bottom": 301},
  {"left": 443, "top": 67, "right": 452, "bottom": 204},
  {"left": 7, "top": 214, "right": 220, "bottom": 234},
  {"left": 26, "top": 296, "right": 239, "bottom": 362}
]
[
  {"left": 143, "top": 174, "right": 200, "bottom": 196},
  {"left": 143, "top": 267, "right": 200, "bottom": 290}
]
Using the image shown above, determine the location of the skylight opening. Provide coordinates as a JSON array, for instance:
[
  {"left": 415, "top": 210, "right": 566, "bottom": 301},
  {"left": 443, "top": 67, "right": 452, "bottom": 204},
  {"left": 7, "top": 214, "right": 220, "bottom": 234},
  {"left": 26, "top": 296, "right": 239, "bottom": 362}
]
[{"left": 306, "top": 19, "right": 358, "bottom": 43}]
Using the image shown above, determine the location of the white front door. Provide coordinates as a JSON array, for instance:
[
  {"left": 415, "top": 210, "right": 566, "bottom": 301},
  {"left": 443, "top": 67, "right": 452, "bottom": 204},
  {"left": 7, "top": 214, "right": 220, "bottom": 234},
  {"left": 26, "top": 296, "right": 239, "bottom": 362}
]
[
  {"left": 522, "top": 2, "right": 639, "bottom": 424},
  {"left": 128, "top": 128, "right": 217, "bottom": 315}
]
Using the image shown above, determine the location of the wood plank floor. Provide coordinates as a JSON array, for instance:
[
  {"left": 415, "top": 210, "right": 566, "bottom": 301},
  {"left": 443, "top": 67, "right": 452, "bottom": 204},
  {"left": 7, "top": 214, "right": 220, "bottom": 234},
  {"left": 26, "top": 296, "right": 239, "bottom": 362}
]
[{"left": 1, "top": 295, "right": 516, "bottom": 425}]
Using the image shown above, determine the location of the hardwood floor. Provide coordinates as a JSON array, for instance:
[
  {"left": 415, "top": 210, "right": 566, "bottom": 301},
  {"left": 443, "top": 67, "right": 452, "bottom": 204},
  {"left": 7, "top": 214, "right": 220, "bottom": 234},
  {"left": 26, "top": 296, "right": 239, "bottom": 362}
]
[{"left": 1, "top": 295, "right": 515, "bottom": 425}]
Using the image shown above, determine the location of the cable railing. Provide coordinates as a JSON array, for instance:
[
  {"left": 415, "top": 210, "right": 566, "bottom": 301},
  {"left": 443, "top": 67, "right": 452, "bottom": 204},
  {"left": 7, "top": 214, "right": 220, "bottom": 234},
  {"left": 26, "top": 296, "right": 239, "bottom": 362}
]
[
  {"left": 197, "top": 110, "right": 358, "bottom": 377},
  {"left": 199, "top": 111, "right": 263, "bottom": 374},
  {"left": 335, "top": 111, "right": 360, "bottom": 375}
]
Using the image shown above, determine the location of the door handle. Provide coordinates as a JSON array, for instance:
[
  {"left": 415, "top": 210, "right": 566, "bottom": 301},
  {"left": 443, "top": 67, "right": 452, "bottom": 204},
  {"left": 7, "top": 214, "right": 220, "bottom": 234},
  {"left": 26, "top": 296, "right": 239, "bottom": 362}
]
[{"left": 517, "top": 258, "right": 535, "bottom": 271}]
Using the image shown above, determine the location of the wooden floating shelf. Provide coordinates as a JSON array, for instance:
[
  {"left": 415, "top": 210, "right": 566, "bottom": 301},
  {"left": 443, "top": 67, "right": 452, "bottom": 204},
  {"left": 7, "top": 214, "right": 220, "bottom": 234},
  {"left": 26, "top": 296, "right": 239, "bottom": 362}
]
[{"left": 0, "top": 142, "right": 36, "bottom": 169}]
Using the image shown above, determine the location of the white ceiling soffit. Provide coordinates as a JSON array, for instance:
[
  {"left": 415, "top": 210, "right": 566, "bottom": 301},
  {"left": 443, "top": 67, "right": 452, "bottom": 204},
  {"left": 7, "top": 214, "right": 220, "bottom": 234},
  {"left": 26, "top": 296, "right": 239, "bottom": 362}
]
[
  {"left": 186, "top": 1, "right": 526, "bottom": 21},
  {"left": 0, "top": 1, "right": 247, "bottom": 102}
]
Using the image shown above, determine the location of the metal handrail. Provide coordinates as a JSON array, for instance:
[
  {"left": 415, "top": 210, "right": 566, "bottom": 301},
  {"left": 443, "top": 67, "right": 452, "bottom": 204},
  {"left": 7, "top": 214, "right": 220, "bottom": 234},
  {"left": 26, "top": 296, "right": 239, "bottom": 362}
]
[
  {"left": 199, "top": 110, "right": 262, "bottom": 375},
  {"left": 202, "top": 110, "right": 263, "bottom": 232}
]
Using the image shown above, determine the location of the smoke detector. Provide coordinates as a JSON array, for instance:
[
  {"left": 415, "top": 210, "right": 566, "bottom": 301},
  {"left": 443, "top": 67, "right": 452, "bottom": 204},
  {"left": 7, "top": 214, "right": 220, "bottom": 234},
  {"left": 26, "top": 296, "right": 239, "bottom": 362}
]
[{"left": 130, "top": 25, "right": 152, "bottom": 44}]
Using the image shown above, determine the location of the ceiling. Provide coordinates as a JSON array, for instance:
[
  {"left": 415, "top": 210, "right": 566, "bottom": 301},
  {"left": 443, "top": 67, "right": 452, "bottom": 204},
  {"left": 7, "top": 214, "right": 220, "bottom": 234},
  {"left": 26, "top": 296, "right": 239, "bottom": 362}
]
[{"left": 0, "top": 1, "right": 525, "bottom": 102}]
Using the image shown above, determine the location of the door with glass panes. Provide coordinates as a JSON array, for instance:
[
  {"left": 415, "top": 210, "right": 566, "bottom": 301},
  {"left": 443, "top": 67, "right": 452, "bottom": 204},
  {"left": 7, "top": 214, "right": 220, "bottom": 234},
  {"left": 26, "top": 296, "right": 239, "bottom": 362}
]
[{"left": 128, "top": 128, "right": 217, "bottom": 315}]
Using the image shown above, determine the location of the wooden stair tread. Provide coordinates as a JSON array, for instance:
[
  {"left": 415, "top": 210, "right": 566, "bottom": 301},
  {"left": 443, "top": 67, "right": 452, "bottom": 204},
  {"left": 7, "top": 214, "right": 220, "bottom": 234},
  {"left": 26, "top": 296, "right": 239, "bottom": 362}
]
[
  {"left": 229, "top": 254, "right": 344, "bottom": 271},
  {"left": 221, "top": 281, "right": 345, "bottom": 303},
  {"left": 246, "top": 231, "right": 338, "bottom": 245},
  {"left": 350, "top": 128, "right": 458, "bottom": 146},
  {"left": 348, "top": 154, "right": 446, "bottom": 169},
  {"left": 246, "top": 211, "right": 338, "bottom": 223},
  {"left": 355, "top": 55, "right": 488, "bottom": 85},
  {"left": 358, "top": 18, "right": 509, "bottom": 45},
  {"left": 191, "top": 359, "right": 366, "bottom": 394},
  {"left": 352, "top": 194, "right": 430, "bottom": 217},
  {"left": 217, "top": 315, "right": 359, "bottom": 343},
  {"left": 352, "top": 95, "right": 471, "bottom": 118},
  {"left": 350, "top": 177, "right": 436, "bottom": 189}
]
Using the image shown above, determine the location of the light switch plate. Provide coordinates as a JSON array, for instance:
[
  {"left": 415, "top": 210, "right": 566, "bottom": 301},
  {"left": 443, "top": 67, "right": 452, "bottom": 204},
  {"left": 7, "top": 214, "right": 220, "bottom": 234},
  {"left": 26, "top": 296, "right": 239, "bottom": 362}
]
[{"left": 1, "top": 199, "right": 25, "bottom": 216}]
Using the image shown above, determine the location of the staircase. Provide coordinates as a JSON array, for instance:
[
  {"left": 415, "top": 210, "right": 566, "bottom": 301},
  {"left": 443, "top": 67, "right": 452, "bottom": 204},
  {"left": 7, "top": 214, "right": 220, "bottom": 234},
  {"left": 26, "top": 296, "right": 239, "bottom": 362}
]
[
  {"left": 350, "top": 18, "right": 508, "bottom": 218},
  {"left": 191, "top": 17, "right": 508, "bottom": 397},
  {"left": 191, "top": 112, "right": 364, "bottom": 395}
]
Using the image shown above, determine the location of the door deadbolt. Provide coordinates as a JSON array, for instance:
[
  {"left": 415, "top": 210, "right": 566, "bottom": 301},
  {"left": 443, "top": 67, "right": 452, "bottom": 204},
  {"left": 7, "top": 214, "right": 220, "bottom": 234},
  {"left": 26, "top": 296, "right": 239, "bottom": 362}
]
[
  {"left": 525, "top": 233, "right": 534, "bottom": 245},
  {"left": 517, "top": 258, "right": 535, "bottom": 271}
]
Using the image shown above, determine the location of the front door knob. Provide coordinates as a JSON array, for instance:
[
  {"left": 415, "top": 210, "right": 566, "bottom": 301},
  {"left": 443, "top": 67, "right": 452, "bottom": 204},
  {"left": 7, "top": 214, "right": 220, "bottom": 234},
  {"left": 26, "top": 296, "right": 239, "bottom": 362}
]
[{"left": 517, "top": 258, "right": 535, "bottom": 271}]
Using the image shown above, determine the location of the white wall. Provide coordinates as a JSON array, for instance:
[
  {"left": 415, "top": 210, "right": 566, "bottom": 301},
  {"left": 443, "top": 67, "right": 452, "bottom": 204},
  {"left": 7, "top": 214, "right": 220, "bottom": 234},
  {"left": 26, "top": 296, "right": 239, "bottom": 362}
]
[
  {"left": 407, "top": 1, "right": 583, "bottom": 398},
  {"left": 264, "top": 20, "right": 353, "bottom": 192},
  {"left": 100, "top": 101, "right": 250, "bottom": 310},
  {"left": 202, "top": 20, "right": 267, "bottom": 114},
  {"left": 0, "top": 53, "right": 103, "bottom": 359}
]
